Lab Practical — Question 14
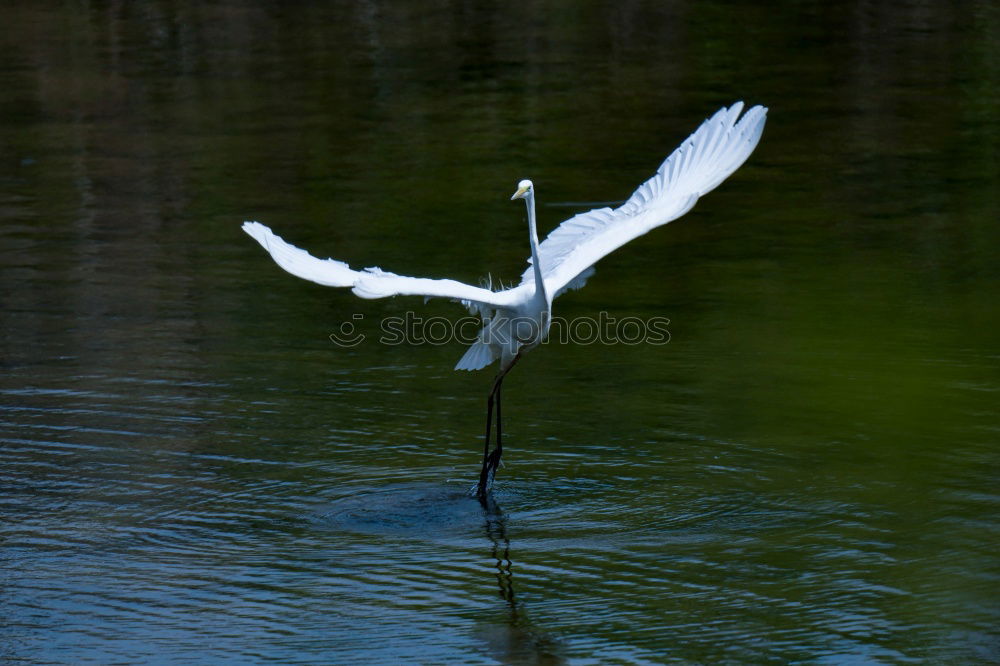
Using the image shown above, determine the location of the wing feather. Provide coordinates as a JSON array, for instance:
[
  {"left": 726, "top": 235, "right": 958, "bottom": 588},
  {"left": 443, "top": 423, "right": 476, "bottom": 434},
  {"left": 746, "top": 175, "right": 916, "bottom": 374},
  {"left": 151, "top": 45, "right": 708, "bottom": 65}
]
[
  {"left": 243, "top": 221, "right": 358, "bottom": 287},
  {"left": 352, "top": 268, "right": 517, "bottom": 311},
  {"left": 242, "top": 221, "right": 514, "bottom": 313},
  {"left": 521, "top": 102, "right": 767, "bottom": 297}
]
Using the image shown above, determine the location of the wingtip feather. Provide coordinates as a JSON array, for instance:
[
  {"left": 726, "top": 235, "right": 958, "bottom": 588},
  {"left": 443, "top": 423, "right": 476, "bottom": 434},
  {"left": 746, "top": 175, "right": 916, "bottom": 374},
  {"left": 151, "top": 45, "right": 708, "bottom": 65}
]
[{"left": 241, "top": 220, "right": 359, "bottom": 288}]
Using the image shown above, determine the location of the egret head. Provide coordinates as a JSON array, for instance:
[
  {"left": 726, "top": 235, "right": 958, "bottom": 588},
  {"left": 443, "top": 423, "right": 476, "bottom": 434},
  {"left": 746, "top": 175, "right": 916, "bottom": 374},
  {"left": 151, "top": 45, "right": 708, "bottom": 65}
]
[{"left": 510, "top": 179, "right": 534, "bottom": 201}]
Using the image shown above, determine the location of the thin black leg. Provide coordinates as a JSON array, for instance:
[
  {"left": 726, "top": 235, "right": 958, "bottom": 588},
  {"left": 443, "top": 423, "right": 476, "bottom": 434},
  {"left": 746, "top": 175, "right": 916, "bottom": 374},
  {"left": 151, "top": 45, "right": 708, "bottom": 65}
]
[
  {"left": 478, "top": 389, "right": 495, "bottom": 496},
  {"left": 476, "top": 353, "right": 520, "bottom": 497},
  {"left": 495, "top": 380, "right": 503, "bottom": 462}
]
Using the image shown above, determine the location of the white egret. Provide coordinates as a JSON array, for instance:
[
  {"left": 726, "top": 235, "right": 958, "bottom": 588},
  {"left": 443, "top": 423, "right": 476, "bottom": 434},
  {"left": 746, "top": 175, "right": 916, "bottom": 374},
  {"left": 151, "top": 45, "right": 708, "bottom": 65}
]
[{"left": 243, "top": 101, "right": 767, "bottom": 496}]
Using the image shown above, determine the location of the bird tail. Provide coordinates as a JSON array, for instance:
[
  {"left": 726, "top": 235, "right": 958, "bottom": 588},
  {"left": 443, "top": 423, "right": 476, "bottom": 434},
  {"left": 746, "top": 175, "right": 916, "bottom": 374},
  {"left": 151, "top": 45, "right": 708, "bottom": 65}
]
[{"left": 454, "top": 340, "right": 496, "bottom": 371}]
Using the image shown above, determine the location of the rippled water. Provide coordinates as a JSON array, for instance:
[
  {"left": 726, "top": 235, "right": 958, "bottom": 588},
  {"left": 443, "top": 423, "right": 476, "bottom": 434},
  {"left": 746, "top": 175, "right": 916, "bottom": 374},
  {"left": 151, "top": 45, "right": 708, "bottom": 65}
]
[{"left": 2, "top": 1, "right": 998, "bottom": 663}]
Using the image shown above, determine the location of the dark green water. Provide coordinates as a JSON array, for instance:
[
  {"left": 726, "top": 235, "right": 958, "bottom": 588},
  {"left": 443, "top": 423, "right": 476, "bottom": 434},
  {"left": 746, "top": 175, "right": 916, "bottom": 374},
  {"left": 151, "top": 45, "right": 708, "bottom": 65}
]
[{"left": 1, "top": 2, "right": 997, "bottom": 663}]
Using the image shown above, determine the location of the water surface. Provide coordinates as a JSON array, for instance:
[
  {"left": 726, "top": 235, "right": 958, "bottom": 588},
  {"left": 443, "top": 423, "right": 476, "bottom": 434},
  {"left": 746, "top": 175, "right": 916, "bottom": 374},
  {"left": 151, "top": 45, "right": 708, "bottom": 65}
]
[{"left": 1, "top": 1, "right": 997, "bottom": 663}]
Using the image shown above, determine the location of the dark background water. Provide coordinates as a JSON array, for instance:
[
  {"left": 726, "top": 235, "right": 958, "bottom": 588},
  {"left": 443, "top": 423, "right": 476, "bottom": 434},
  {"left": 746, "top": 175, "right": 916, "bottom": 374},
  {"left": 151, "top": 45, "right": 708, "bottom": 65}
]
[{"left": 1, "top": 1, "right": 997, "bottom": 663}]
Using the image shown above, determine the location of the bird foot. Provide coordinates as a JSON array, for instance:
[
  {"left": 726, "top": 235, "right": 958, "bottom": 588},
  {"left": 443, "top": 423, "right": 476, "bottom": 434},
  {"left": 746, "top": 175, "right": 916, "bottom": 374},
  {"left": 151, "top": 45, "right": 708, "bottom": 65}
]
[{"left": 474, "top": 449, "right": 502, "bottom": 497}]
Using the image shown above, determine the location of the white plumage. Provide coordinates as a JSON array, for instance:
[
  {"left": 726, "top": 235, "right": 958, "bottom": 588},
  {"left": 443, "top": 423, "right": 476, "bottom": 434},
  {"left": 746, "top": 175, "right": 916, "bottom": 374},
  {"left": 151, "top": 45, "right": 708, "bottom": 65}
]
[{"left": 243, "top": 102, "right": 767, "bottom": 374}]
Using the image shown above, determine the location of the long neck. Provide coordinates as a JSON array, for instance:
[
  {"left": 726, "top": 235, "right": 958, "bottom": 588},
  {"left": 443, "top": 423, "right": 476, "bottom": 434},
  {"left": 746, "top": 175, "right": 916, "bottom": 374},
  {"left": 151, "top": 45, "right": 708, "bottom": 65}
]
[{"left": 525, "top": 192, "right": 548, "bottom": 302}]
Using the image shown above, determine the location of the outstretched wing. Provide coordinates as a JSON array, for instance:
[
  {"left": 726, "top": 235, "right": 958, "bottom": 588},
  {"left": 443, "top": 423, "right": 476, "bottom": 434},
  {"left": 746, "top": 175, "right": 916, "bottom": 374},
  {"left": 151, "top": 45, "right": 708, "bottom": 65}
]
[
  {"left": 243, "top": 221, "right": 358, "bottom": 287},
  {"left": 521, "top": 102, "right": 767, "bottom": 297},
  {"left": 242, "top": 221, "right": 514, "bottom": 313},
  {"left": 351, "top": 267, "right": 517, "bottom": 312}
]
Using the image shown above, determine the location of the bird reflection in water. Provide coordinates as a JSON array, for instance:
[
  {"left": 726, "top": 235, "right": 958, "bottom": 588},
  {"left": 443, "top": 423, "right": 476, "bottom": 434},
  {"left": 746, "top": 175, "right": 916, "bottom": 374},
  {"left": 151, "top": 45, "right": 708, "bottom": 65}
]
[{"left": 476, "top": 494, "right": 566, "bottom": 665}]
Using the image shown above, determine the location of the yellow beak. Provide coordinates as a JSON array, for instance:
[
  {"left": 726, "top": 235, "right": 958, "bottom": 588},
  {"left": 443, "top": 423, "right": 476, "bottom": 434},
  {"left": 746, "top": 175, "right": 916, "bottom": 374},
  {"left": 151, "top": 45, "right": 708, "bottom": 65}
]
[{"left": 511, "top": 185, "right": 530, "bottom": 200}]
